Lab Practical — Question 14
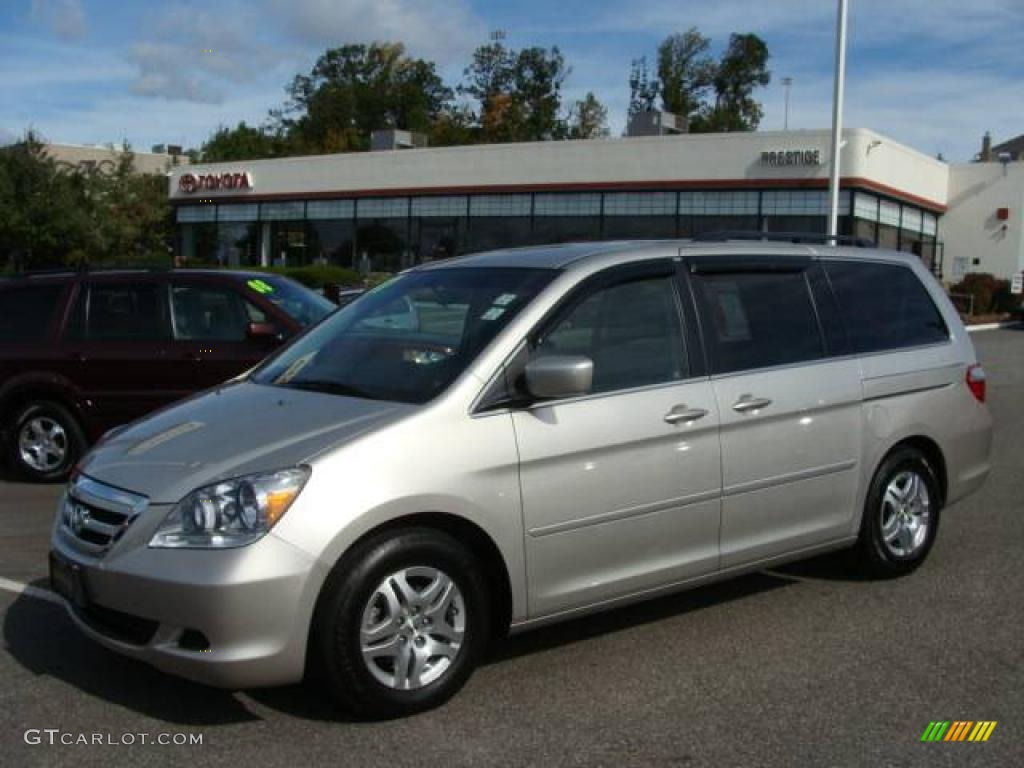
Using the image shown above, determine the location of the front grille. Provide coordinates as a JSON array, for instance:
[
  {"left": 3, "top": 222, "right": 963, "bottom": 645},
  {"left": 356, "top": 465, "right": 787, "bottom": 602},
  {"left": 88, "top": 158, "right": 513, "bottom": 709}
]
[{"left": 60, "top": 475, "right": 147, "bottom": 555}]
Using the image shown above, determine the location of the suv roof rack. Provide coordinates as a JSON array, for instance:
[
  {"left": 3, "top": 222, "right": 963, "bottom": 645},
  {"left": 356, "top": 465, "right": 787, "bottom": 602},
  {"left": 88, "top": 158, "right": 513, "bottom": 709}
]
[{"left": 692, "top": 231, "right": 876, "bottom": 248}]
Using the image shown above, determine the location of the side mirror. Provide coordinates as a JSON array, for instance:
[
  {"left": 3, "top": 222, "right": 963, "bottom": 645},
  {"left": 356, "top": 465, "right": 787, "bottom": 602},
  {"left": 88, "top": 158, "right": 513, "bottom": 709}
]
[
  {"left": 524, "top": 355, "right": 594, "bottom": 400},
  {"left": 246, "top": 322, "right": 279, "bottom": 341}
]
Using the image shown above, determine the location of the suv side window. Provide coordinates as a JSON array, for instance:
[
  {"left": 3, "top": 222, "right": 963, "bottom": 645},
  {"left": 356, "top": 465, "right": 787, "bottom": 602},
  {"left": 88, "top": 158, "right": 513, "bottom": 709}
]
[
  {"left": 0, "top": 284, "right": 66, "bottom": 342},
  {"left": 68, "top": 282, "right": 167, "bottom": 341},
  {"left": 170, "top": 282, "right": 259, "bottom": 341},
  {"left": 535, "top": 273, "right": 686, "bottom": 394},
  {"left": 824, "top": 260, "right": 949, "bottom": 353},
  {"left": 691, "top": 269, "right": 825, "bottom": 374}
]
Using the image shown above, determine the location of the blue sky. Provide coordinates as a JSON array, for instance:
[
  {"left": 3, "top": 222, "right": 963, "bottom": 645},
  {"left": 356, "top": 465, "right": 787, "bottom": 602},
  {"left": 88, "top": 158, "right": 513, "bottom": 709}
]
[{"left": 1, "top": 0, "right": 1021, "bottom": 161}]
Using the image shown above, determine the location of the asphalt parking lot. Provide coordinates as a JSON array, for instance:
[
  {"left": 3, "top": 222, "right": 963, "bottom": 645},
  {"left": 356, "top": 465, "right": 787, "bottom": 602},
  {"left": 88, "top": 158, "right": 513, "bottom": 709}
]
[{"left": 1, "top": 328, "right": 1022, "bottom": 768}]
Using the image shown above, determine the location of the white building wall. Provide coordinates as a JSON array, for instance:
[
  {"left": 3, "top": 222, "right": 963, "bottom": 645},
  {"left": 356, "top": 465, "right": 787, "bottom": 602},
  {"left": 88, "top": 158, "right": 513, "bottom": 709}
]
[{"left": 943, "top": 163, "right": 1024, "bottom": 282}]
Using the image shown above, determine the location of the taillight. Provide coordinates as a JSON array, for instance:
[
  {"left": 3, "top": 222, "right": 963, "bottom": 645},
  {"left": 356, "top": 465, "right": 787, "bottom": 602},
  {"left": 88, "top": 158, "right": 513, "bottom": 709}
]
[{"left": 966, "top": 363, "right": 987, "bottom": 403}]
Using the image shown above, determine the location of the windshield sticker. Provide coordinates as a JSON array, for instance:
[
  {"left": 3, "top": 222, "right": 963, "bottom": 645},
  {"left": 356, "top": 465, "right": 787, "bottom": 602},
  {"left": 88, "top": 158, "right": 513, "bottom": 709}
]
[
  {"left": 493, "top": 293, "right": 518, "bottom": 306},
  {"left": 481, "top": 307, "right": 505, "bottom": 321},
  {"left": 247, "top": 278, "right": 275, "bottom": 295},
  {"left": 274, "top": 352, "right": 316, "bottom": 384}
]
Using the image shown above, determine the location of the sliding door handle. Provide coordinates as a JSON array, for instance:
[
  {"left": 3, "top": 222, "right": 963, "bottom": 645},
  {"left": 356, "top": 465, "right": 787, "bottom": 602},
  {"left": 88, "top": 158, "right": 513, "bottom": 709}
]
[
  {"left": 732, "top": 395, "right": 772, "bottom": 413},
  {"left": 664, "top": 405, "right": 709, "bottom": 425}
]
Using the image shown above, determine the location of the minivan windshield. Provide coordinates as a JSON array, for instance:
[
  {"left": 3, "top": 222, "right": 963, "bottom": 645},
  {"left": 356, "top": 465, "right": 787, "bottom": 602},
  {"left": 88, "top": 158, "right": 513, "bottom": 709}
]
[{"left": 252, "top": 267, "right": 555, "bottom": 404}]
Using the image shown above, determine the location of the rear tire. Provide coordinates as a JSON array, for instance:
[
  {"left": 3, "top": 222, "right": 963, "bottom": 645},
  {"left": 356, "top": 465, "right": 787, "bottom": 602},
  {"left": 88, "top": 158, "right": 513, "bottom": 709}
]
[
  {"left": 309, "top": 528, "right": 491, "bottom": 719},
  {"left": 854, "top": 446, "right": 941, "bottom": 578},
  {"left": 8, "top": 401, "right": 85, "bottom": 482}
]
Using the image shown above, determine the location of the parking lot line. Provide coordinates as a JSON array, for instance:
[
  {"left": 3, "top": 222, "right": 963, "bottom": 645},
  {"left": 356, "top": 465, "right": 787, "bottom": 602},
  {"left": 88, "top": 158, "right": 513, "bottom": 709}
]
[{"left": 0, "top": 575, "right": 62, "bottom": 605}]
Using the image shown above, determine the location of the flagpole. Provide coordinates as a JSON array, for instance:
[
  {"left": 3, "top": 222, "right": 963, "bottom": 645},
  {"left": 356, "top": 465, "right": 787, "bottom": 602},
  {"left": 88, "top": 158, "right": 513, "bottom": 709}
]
[{"left": 827, "top": 0, "right": 849, "bottom": 241}]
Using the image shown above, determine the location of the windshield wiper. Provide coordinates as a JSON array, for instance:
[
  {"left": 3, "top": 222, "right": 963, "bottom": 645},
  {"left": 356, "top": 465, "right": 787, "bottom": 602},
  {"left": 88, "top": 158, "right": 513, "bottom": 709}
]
[{"left": 283, "top": 379, "right": 382, "bottom": 401}]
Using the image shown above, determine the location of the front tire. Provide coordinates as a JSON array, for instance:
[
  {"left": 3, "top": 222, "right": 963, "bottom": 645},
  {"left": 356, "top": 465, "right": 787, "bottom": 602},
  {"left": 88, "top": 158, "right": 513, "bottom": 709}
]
[
  {"left": 9, "top": 401, "right": 86, "bottom": 482},
  {"left": 309, "top": 528, "right": 491, "bottom": 719},
  {"left": 854, "top": 447, "right": 941, "bottom": 577}
]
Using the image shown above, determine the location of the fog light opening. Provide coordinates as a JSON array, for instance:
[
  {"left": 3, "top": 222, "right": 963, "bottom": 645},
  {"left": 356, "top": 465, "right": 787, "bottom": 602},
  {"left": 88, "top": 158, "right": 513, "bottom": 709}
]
[{"left": 178, "top": 629, "right": 211, "bottom": 652}]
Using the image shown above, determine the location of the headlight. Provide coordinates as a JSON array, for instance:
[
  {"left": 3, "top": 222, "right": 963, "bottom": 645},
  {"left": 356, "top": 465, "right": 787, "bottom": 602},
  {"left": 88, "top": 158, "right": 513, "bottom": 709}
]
[{"left": 149, "top": 467, "right": 310, "bottom": 549}]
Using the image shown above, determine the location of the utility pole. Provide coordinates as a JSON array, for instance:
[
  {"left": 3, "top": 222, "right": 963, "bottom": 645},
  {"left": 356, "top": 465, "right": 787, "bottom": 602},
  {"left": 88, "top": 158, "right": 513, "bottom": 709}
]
[
  {"left": 782, "top": 77, "right": 793, "bottom": 130},
  {"left": 827, "top": 0, "right": 849, "bottom": 241}
]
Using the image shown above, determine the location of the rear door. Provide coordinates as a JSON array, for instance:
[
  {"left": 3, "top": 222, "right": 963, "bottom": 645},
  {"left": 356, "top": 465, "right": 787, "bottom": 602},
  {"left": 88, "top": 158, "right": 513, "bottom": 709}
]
[
  {"left": 685, "top": 255, "right": 862, "bottom": 568},
  {"left": 513, "top": 260, "right": 722, "bottom": 616},
  {"left": 167, "top": 277, "right": 282, "bottom": 392},
  {"left": 63, "top": 278, "right": 179, "bottom": 426}
]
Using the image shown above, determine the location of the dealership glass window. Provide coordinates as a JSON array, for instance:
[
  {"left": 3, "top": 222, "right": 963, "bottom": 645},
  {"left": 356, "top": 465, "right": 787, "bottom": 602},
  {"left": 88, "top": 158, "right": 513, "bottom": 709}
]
[
  {"left": 919, "top": 237, "right": 937, "bottom": 272},
  {"left": 307, "top": 200, "right": 355, "bottom": 220},
  {"left": 217, "top": 204, "right": 259, "bottom": 223},
  {"left": 603, "top": 215, "right": 678, "bottom": 239},
  {"left": 901, "top": 207, "right": 923, "bottom": 234},
  {"left": 177, "top": 205, "right": 216, "bottom": 224},
  {"left": 879, "top": 200, "right": 901, "bottom": 227},
  {"left": 308, "top": 220, "right": 356, "bottom": 267},
  {"left": 877, "top": 223, "right": 899, "bottom": 249},
  {"left": 689, "top": 215, "right": 759, "bottom": 236},
  {"left": 762, "top": 215, "right": 827, "bottom": 234},
  {"left": 178, "top": 223, "right": 219, "bottom": 264},
  {"left": 356, "top": 218, "right": 410, "bottom": 273},
  {"left": 531, "top": 215, "right": 602, "bottom": 244},
  {"left": 413, "top": 217, "right": 468, "bottom": 262},
  {"left": 853, "top": 192, "right": 879, "bottom": 222},
  {"left": 261, "top": 201, "right": 306, "bottom": 221},
  {"left": 852, "top": 218, "right": 878, "bottom": 243},
  {"left": 602, "top": 192, "right": 677, "bottom": 216},
  {"left": 467, "top": 217, "right": 532, "bottom": 251},
  {"left": 412, "top": 196, "right": 468, "bottom": 218},
  {"left": 469, "top": 194, "right": 532, "bottom": 217},
  {"left": 269, "top": 221, "right": 309, "bottom": 266},
  {"left": 216, "top": 222, "right": 260, "bottom": 267},
  {"left": 679, "top": 191, "right": 759, "bottom": 216},
  {"left": 358, "top": 198, "right": 410, "bottom": 219},
  {"left": 533, "top": 193, "right": 601, "bottom": 217},
  {"left": 922, "top": 212, "right": 938, "bottom": 237}
]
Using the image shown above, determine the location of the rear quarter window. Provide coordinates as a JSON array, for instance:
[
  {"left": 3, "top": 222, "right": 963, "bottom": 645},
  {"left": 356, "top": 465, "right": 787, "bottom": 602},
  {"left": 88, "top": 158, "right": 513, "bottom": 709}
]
[
  {"left": 824, "top": 261, "right": 949, "bottom": 353},
  {"left": 0, "top": 284, "right": 66, "bottom": 342}
]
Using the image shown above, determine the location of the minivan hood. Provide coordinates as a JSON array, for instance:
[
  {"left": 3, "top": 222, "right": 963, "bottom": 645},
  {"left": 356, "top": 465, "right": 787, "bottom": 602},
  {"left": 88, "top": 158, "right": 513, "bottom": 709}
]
[{"left": 78, "top": 382, "right": 416, "bottom": 503}]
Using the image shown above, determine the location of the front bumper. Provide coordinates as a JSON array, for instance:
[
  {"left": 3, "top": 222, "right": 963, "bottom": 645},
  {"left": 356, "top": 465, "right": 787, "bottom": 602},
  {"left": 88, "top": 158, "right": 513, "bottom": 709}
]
[{"left": 50, "top": 530, "right": 328, "bottom": 689}]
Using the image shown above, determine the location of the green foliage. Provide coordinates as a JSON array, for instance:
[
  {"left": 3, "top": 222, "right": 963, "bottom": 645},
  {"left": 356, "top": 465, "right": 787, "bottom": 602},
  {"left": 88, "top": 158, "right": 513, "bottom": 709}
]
[
  {"left": 656, "top": 28, "right": 715, "bottom": 121},
  {"left": 949, "top": 273, "right": 1018, "bottom": 315},
  {"left": 691, "top": 34, "right": 771, "bottom": 132},
  {"left": 459, "top": 41, "right": 571, "bottom": 142},
  {"left": 568, "top": 92, "right": 610, "bottom": 139},
  {"left": 255, "top": 264, "right": 361, "bottom": 289},
  {"left": 282, "top": 43, "right": 452, "bottom": 154},
  {"left": 0, "top": 133, "right": 173, "bottom": 271},
  {"left": 628, "top": 57, "right": 659, "bottom": 117},
  {"left": 201, "top": 122, "right": 289, "bottom": 162}
]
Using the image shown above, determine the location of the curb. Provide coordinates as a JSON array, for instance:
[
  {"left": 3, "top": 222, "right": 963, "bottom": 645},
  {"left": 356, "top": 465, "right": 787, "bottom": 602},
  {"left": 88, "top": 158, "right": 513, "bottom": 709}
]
[{"left": 966, "top": 321, "right": 1023, "bottom": 333}]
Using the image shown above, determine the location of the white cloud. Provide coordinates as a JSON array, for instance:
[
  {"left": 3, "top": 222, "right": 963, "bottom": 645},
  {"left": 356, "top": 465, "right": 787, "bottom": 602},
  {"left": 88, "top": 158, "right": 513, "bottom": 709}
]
[
  {"left": 268, "top": 0, "right": 486, "bottom": 65},
  {"left": 30, "top": 0, "right": 87, "bottom": 41}
]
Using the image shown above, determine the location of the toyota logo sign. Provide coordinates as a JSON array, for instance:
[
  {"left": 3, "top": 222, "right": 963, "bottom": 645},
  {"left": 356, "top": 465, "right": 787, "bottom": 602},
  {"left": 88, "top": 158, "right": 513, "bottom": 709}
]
[{"left": 178, "top": 171, "right": 253, "bottom": 194}]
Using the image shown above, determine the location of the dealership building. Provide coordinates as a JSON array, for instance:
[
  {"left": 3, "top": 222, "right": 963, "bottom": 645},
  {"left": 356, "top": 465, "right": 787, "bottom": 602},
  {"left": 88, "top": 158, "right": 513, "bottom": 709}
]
[{"left": 167, "top": 127, "right": 1024, "bottom": 283}]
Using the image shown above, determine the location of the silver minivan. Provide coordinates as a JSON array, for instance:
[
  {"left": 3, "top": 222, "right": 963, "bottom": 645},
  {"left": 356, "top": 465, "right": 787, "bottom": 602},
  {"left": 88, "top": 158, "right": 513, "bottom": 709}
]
[{"left": 50, "top": 240, "right": 992, "bottom": 717}]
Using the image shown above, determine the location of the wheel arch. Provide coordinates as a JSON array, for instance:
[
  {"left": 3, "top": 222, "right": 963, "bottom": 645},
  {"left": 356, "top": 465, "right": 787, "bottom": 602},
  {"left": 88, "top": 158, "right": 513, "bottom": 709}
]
[{"left": 877, "top": 434, "right": 948, "bottom": 506}]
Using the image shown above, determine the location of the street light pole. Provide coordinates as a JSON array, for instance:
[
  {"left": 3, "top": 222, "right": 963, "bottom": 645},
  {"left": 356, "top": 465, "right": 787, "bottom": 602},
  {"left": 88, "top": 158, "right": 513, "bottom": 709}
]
[
  {"left": 827, "top": 0, "right": 849, "bottom": 241},
  {"left": 782, "top": 77, "right": 793, "bottom": 131}
]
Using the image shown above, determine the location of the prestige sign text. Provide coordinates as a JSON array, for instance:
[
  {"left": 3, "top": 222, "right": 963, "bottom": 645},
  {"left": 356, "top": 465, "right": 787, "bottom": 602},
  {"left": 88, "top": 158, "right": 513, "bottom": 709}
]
[{"left": 760, "top": 149, "right": 822, "bottom": 167}]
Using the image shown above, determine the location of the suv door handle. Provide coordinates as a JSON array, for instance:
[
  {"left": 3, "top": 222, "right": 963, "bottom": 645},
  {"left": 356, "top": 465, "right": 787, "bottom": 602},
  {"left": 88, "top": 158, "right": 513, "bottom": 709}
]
[
  {"left": 664, "top": 405, "right": 709, "bottom": 425},
  {"left": 732, "top": 395, "right": 772, "bottom": 413}
]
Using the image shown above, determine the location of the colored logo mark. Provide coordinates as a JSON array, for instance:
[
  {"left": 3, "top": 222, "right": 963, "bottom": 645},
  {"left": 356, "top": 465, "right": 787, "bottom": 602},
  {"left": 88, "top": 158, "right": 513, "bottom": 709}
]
[{"left": 921, "top": 721, "right": 997, "bottom": 742}]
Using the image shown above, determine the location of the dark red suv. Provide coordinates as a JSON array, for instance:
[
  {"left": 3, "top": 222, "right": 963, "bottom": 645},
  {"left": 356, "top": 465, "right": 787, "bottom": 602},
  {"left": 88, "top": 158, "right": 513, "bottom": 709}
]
[{"left": 0, "top": 268, "right": 335, "bottom": 481}]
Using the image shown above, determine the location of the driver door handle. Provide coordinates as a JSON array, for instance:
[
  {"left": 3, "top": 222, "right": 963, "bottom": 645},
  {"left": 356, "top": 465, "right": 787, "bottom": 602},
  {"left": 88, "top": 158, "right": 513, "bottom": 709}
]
[
  {"left": 732, "top": 394, "right": 773, "bottom": 413},
  {"left": 664, "top": 405, "right": 709, "bottom": 425}
]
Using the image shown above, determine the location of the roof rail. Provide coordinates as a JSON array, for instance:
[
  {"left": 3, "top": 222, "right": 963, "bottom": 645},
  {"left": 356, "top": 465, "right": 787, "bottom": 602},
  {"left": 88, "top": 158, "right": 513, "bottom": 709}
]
[
  {"left": 692, "top": 231, "right": 876, "bottom": 248},
  {"left": 5, "top": 263, "right": 173, "bottom": 279}
]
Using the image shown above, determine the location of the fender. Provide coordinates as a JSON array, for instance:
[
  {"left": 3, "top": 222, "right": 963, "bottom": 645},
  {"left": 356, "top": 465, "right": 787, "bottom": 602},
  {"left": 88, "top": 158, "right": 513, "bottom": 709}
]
[{"left": 0, "top": 371, "right": 96, "bottom": 440}]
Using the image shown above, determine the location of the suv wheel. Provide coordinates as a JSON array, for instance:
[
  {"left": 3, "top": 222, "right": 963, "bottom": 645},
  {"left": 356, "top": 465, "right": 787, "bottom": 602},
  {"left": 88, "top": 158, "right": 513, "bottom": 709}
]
[
  {"left": 854, "top": 446, "right": 941, "bottom": 577},
  {"left": 9, "top": 401, "right": 85, "bottom": 482},
  {"left": 310, "top": 528, "right": 490, "bottom": 719}
]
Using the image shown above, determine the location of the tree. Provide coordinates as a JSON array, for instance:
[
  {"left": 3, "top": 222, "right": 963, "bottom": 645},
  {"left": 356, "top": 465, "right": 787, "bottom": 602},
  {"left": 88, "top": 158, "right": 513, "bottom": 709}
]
[
  {"left": 200, "top": 122, "right": 289, "bottom": 162},
  {"left": 568, "top": 92, "right": 609, "bottom": 139},
  {"left": 628, "top": 56, "right": 659, "bottom": 118},
  {"left": 692, "top": 33, "right": 771, "bottom": 132},
  {"left": 459, "top": 40, "right": 570, "bottom": 142},
  {"left": 281, "top": 43, "right": 452, "bottom": 153},
  {"left": 656, "top": 28, "right": 715, "bottom": 122}
]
